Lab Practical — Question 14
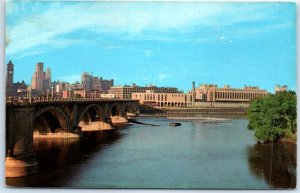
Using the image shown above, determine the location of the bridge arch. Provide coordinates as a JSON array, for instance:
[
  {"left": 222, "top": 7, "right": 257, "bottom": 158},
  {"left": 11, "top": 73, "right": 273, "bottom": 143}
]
[
  {"left": 34, "top": 106, "right": 70, "bottom": 134},
  {"left": 77, "top": 104, "right": 106, "bottom": 125},
  {"left": 109, "top": 103, "right": 123, "bottom": 117},
  {"left": 124, "top": 102, "right": 138, "bottom": 116}
]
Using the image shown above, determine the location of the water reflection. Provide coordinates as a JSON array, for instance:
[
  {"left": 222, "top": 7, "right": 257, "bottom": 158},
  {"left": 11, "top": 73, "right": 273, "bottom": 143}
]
[
  {"left": 247, "top": 143, "right": 296, "bottom": 188},
  {"left": 6, "top": 129, "right": 123, "bottom": 187},
  {"left": 6, "top": 118, "right": 296, "bottom": 189}
]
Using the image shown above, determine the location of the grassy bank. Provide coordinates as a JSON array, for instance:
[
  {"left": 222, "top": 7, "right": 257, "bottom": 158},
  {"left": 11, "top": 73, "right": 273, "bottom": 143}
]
[{"left": 279, "top": 133, "right": 297, "bottom": 144}]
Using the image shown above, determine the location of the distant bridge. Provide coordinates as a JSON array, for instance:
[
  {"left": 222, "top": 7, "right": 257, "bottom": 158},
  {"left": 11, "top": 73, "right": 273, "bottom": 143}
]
[{"left": 5, "top": 97, "right": 140, "bottom": 178}]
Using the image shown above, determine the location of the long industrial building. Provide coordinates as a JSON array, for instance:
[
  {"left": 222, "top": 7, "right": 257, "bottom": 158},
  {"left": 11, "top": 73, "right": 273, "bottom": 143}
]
[
  {"left": 190, "top": 84, "right": 268, "bottom": 102},
  {"left": 132, "top": 82, "right": 269, "bottom": 107},
  {"left": 132, "top": 90, "right": 192, "bottom": 107}
]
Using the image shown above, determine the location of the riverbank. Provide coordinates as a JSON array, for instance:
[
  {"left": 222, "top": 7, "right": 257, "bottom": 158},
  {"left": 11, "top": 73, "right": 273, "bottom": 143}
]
[{"left": 279, "top": 133, "right": 297, "bottom": 144}]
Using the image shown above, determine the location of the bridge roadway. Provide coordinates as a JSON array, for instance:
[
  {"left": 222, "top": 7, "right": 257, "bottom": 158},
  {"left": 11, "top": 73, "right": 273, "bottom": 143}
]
[{"left": 5, "top": 97, "right": 140, "bottom": 178}]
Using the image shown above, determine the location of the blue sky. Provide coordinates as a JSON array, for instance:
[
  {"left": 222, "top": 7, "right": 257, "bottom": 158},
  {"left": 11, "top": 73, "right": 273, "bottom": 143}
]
[{"left": 5, "top": 1, "right": 296, "bottom": 92}]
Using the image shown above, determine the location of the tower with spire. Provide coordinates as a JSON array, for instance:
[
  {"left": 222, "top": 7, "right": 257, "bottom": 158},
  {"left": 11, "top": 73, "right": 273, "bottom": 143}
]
[{"left": 6, "top": 60, "right": 14, "bottom": 92}]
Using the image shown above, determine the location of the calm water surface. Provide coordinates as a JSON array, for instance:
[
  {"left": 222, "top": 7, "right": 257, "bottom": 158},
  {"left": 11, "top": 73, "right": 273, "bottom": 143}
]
[{"left": 7, "top": 115, "right": 296, "bottom": 189}]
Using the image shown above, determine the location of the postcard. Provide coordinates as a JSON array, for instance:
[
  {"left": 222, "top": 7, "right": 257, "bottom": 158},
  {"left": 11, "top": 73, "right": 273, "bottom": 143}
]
[{"left": 5, "top": 1, "right": 296, "bottom": 189}]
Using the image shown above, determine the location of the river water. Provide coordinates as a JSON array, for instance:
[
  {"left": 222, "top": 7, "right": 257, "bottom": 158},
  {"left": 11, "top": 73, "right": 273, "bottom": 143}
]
[{"left": 6, "top": 115, "right": 296, "bottom": 189}]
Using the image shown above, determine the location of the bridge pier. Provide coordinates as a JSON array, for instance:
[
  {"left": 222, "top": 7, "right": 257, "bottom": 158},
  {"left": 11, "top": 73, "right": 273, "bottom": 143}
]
[
  {"left": 111, "top": 116, "right": 128, "bottom": 125},
  {"left": 79, "top": 120, "right": 113, "bottom": 131},
  {"left": 5, "top": 106, "right": 38, "bottom": 177},
  {"left": 99, "top": 121, "right": 114, "bottom": 130}
]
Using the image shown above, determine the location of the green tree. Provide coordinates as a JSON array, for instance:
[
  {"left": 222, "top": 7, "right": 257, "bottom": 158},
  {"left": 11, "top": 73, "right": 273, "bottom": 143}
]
[{"left": 247, "top": 91, "right": 296, "bottom": 142}]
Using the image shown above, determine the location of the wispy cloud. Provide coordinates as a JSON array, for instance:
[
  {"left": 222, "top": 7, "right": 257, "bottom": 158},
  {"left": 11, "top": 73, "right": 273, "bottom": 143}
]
[
  {"left": 13, "top": 50, "right": 47, "bottom": 60},
  {"left": 6, "top": 2, "right": 289, "bottom": 57},
  {"left": 158, "top": 73, "right": 172, "bottom": 80},
  {"left": 144, "top": 50, "right": 153, "bottom": 58}
]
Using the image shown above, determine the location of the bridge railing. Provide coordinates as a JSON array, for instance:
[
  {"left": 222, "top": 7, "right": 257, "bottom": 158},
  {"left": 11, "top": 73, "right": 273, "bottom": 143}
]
[{"left": 6, "top": 97, "right": 138, "bottom": 105}]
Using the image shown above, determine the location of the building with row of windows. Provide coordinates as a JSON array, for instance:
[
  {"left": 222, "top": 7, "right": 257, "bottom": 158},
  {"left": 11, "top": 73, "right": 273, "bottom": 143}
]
[
  {"left": 110, "top": 84, "right": 182, "bottom": 99},
  {"left": 189, "top": 84, "right": 268, "bottom": 102},
  {"left": 132, "top": 90, "right": 193, "bottom": 107},
  {"left": 132, "top": 83, "right": 272, "bottom": 107}
]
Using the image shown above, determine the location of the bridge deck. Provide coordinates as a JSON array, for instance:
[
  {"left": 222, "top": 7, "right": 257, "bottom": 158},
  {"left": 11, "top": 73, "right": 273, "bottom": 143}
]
[{"left": 6, "top": 97, "right": 139, "bottom": 106}]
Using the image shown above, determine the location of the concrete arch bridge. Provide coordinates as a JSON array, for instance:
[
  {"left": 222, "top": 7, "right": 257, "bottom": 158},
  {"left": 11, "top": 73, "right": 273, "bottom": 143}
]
[{"left": 5, "top": 97, "right": 139, "bottom": 177}]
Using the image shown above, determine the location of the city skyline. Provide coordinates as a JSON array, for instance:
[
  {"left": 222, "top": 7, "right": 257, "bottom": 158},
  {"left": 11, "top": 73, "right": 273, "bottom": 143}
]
[
  {"left": 6, "top": 59, "right": 289, "bottom": 94},
  {"left": 6, "top": 1, "right": 296, "bottom": 93}
]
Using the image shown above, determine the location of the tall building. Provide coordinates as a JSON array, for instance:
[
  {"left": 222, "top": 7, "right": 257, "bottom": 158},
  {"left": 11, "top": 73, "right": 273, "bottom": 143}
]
[
  {"left": 81, "top": 72, "right": 92, "bottom": 91},
  {"left": 43, "top": 67, "right": 51, "bottom": 91},
  {"left": 81, "top": 72, "right": 114, "bottom": 93},
  {"left": 92, "top": 76, "right": 100, "bottom": 90},
  {"left": 31, "top": 62, "right": 51, "bottom": 92},
  {"left": 6, "top": 60, "right": 14, "bottom": 92},
  {"left": 99, "top": 78, "right": 114, "bottom": 93}
]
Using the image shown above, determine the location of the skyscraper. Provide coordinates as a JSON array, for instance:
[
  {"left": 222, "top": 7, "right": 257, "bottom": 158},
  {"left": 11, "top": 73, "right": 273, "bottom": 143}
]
[
  {"left": 81, "top": 72, "right": 92, "bottom": 91},
  {"left": 81, "top": 72, "right": 114, "bottom": 93},
  {"left": 31, "top": 62, "right": 51, "bottom": 92},
  {"left": 43, "top": 67, "right": 51, "bottom": 91},
  {"left": 99, "top": 78, "right": 114, "bottom": 93}
]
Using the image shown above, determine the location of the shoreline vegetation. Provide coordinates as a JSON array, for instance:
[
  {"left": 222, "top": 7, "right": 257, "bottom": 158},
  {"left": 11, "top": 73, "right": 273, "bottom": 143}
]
[{"left": 247, "top": 91, "right": 296, "bottom": 144}]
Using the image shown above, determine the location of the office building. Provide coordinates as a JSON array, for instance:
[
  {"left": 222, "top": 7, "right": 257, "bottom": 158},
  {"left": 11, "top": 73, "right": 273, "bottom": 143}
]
[
  {"left": 31, "top": 62, "right": 51, "bottom": 92},
  {"left": 81, "top": 72, "right": 113, "bottom": 93}
]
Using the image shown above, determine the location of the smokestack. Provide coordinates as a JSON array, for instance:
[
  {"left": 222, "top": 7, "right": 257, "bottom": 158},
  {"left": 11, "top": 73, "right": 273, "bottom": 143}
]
[
  {"left": 192, "top": 81, "right": 195, "bottom": 91},
  {"left": 192, "top": 81, "right": 195, "bottom": 107}
]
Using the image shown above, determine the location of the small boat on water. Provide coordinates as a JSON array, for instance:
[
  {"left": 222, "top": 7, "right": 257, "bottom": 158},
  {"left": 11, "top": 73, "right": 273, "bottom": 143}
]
[{"left": 169, "top": 122, "right": 181, "bottom": 127}]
